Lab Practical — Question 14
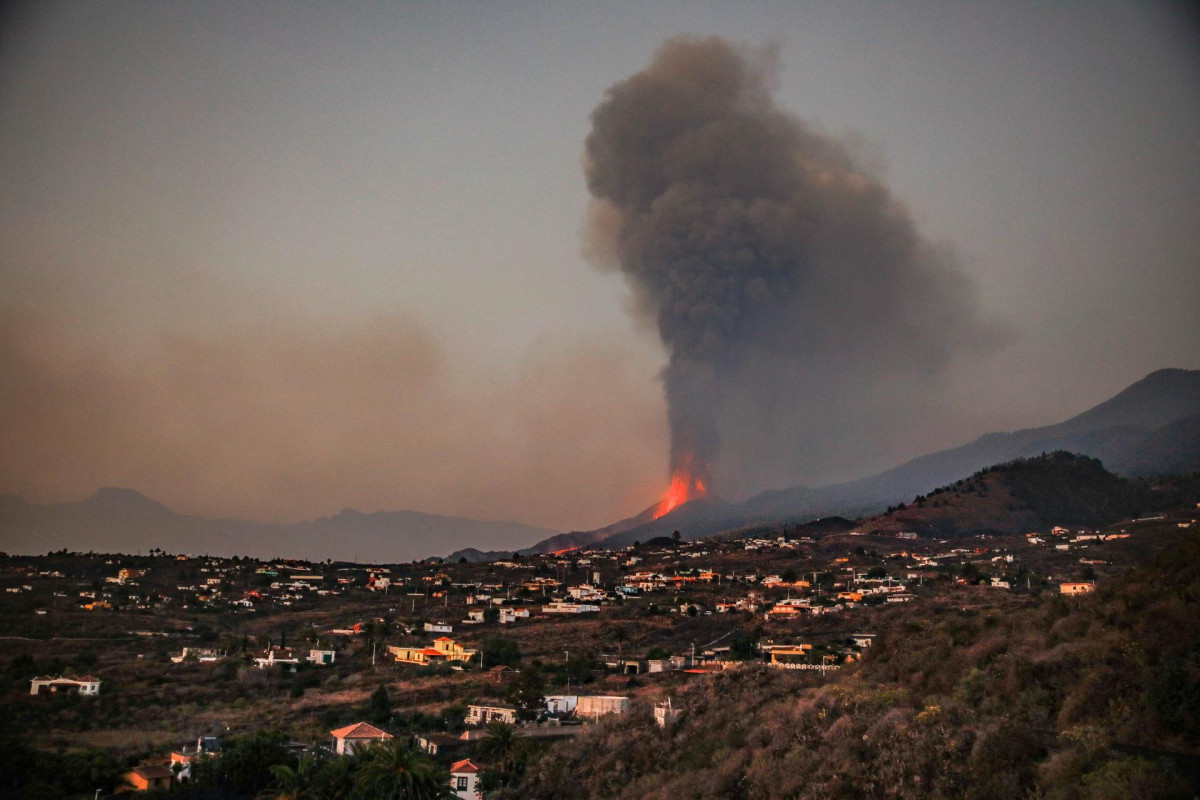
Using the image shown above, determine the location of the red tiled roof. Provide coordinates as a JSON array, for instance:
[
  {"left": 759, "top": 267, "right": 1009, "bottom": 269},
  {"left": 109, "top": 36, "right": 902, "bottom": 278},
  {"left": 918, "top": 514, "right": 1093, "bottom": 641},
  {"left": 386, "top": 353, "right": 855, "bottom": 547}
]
[
  {"left": 330, "top": 722, "right": 393, "bottom": 740},
  {"left": 450, "top": 759, "right": 480, "bottom": 773},
  {"left": 421, "top": 648, "right": 446, "bottom": 656},
  {"left": 433, "top": 636, "right": 455, "bottom": 642}
]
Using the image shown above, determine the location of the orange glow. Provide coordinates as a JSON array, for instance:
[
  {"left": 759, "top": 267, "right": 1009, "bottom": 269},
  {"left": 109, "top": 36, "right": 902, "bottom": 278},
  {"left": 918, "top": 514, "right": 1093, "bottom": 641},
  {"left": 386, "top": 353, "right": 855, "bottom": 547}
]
[{"left": 652, "top": 468, "right": 709, "bottom": 519}]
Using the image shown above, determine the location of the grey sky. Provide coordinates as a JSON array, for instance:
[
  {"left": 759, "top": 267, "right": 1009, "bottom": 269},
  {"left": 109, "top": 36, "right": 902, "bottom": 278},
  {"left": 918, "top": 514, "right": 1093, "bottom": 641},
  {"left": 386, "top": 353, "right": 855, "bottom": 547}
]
[{"left": 1, "top": 1, "right": 1196, "bottom": 530}]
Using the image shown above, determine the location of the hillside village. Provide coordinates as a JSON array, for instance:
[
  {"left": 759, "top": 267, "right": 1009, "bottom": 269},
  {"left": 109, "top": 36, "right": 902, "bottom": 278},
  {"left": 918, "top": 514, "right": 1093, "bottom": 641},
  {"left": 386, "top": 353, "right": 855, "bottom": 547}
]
[{"left": 2, "top": 458, "right": 1197, "bottom": 798}]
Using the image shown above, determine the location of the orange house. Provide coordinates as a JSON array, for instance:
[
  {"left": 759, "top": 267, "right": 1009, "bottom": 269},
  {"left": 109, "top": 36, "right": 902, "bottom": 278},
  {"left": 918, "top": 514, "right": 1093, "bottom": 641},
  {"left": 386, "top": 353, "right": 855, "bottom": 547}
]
[{"left": 119, "top": 765, "right": 174, "bottom": 793}]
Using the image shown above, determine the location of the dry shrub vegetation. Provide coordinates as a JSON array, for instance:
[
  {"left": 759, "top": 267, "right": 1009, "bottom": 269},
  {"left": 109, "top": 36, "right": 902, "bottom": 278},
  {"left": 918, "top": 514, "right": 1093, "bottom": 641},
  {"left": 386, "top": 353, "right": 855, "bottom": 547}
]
[{"left": 505, "top": 532, "right": 1200, "bottom": 800}]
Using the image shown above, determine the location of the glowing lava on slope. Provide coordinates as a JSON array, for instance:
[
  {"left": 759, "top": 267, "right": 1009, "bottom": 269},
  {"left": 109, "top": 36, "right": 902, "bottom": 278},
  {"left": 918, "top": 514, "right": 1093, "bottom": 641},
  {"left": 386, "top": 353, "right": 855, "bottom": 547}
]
[{"left": 652, "top": 467, "right": 709, "bottom": 519}]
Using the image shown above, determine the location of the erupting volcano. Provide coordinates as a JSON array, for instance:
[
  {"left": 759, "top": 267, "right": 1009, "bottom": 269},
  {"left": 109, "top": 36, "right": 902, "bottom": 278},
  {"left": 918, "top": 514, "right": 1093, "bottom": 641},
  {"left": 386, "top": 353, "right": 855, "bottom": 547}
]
[{"left": 652, "top": 463, "right": 710, "bottom": 519}]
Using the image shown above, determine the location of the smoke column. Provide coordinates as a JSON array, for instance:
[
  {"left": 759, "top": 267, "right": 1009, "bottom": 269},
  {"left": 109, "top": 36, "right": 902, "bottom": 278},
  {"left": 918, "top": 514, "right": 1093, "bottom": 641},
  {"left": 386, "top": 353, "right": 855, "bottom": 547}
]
[{"left": 584, "top": 36, "right": 993, "bottom": 498}]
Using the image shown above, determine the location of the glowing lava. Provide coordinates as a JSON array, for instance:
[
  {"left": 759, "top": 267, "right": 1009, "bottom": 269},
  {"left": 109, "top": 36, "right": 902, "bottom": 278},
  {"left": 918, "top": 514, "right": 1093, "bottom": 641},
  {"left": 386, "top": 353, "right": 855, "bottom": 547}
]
[{"left": 652, "top": 469, "right": 709, "bottom": 519}]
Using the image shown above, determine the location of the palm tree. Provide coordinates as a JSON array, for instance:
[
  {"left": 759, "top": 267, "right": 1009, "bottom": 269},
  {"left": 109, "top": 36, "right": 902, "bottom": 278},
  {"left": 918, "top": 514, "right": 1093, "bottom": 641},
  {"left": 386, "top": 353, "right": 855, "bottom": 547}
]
[
  {"left": 477, "top": 721, "right": 525, "bottom": 775},
  {"left": 258, "top": 756, "right": 316, "bottom": 800},
  {"left": 311, "top": 756, "right": 357, "bottom": 800},
  {"left": 354, "top": 739, "right": 449, "bottom": 800}
]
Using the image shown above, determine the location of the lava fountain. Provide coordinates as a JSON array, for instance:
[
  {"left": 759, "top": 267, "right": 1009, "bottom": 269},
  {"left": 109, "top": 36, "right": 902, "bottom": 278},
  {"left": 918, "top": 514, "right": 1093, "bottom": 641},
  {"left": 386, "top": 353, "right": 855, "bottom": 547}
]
[{"left": 652, "top": 460, "right": 710, "bottom": 519}]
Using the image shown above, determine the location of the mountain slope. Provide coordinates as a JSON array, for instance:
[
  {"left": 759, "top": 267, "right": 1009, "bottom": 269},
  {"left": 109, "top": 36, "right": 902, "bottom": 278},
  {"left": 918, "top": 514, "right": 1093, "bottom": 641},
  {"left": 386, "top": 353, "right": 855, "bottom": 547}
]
[{"left": 528, "top": 368, "right": 1200, "bottom": 552}]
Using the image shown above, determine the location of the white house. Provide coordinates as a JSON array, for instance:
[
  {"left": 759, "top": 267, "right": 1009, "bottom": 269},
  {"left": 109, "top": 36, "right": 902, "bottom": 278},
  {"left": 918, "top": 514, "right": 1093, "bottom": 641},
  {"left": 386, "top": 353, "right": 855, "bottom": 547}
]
[
  {"left": 30, "top": 674, "right": 100, "bottom": 696},
  {"left": 499, "top": 608, "right": 530, "bottom": 624},
  {"left": 464, "top": 704, "right": 518, "bottom": 726},
  {"left": 424, "top": 622, "right": 454, "bottom": 634},
  {"left": 253, "top": 647, "right": 302, "bottom": 669},
  {"left": 545, "top": 695, "right": 577, "bottom": 714},
  {"left": 449, "top": 759, "right": 482, "bottom": 800},
  {"left": 308, "top": 649, "right": 336, "bottom": 666},
  {"left": 171, "top": 647, "right": 221, "bottom": 664},
  {"left": 541, "top": 602, "right": 599, "bottom": 614},
  {"left": 330, "top": 722, "right": 392, "bottom": 756},
  {"left": 567, "top": 585, "right": 606, "bottom": 602}
]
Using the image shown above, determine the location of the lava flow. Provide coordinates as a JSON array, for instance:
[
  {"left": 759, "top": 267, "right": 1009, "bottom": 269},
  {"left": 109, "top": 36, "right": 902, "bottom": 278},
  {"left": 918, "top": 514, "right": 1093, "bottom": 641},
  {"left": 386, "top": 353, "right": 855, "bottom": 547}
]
[{"left": 652, "top": 469, "right": 709, "bottom": 519}]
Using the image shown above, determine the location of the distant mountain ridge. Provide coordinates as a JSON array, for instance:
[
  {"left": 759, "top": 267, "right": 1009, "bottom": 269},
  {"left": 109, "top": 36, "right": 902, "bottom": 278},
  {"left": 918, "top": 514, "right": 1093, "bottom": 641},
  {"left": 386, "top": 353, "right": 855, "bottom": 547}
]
[
  {"left": 521, "top": 368, "right": 1200, "bottom": 553},
  {"left": 0, "top": 490, "right": 559, "bottom": 563}
]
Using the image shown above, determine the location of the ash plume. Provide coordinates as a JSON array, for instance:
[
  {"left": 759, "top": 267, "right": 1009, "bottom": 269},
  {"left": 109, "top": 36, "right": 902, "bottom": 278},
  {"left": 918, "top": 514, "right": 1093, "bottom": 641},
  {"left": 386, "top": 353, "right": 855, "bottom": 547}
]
[{"left": 584, "top": 36, "right": 995, "bottom": 497}]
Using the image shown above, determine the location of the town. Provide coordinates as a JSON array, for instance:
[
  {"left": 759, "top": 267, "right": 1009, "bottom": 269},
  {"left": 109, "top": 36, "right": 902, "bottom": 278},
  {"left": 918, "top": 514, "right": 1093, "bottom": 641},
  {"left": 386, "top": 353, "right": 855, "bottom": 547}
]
[{"left": 2, "top": 502, "right": 1193, "bottom": 799}]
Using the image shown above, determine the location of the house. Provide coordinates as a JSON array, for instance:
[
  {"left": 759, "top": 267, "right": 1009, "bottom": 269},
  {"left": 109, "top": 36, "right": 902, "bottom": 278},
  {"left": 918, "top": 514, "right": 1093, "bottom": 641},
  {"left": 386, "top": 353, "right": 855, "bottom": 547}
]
[
  {"left": 576, "top": 695, "right": 629, "bottom": 719},
  {"left": 852, "top": 633, "right": 876, "bottom": 649},
  {"left": 487, "top": 665, "right": 511, "bottom": 683},
  {"left": 170, "top": 736, "right": 222, "bottom": 781},
  {"left": 567, "top": 584, "right": 606, "bottom": 602},
  {"left": 465, "top": 704, "right": 518, "bottom": 726},
  {"left": 118, "top": 765, "right": 174, "bottom": 793},
  {"left": 654, "top": 698, "right": 682, "bottom": 729},
  {"left": 1060, "top": 582, "right": 1095, "bottom": 596},
  {"left": 449, "top": 759, "right": 482, "bottom": 800},
  {"left": 254, "top": 646, "right": 302, "bottom": 670},
  {"left": 30, "top": 674, "right": 101, "bottom": 696},
  {"left": 424, "top": 622, "right": 454, "bottom": 634},
  {"left": 308, "top": 649, "right": 336, "bottom": 666},
  {"left": 768, "top": 645, "right": 811, "bottom": 665},
  {"left": 389, "top": 637, "right": 478, "bottom": 666},
  {"left": 330, "top": 722, "right": 392, "bottom": 756},
  {"left": 499, "top": 607, "right": 530, "bottom": 624},
  {"left": 415, "top": 732, "right": 465, "bottom": 756},
  {"left": 541, "top": 601, "right": 599, "bottom": 614},
  {"left": 545, "top": 695, "right": 577, "bottom": 715},
  {"left": 171, "top": 647, "right": 221, "bottom": 664}
]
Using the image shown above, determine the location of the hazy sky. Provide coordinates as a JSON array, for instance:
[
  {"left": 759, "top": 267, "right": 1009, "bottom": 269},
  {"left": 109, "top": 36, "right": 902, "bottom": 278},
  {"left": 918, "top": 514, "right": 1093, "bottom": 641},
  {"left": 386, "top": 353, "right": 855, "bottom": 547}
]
[{"left": 1, "top": 1, "right": 1197, "bottom": 531}]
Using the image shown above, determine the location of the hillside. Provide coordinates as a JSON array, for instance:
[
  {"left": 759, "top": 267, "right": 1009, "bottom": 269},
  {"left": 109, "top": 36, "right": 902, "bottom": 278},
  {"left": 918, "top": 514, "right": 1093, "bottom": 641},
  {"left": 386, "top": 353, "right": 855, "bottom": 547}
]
[
  {"left": 858, "top": 452, "right": 1200, "bottom": 537},
  {"left": 506, "top": 530, "right": 1200, "bottom": 799}
]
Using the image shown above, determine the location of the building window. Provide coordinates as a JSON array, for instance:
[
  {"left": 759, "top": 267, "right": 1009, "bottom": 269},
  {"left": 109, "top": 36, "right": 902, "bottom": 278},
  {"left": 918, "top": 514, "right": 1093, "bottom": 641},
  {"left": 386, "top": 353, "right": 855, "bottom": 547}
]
[{"left": 456, "top": 776, "right": 469, "bottom": 790}]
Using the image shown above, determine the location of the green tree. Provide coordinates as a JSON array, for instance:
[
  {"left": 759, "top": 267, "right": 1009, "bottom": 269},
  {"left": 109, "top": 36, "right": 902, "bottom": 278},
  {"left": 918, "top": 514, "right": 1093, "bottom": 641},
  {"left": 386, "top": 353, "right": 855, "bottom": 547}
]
[
  {"left": 368, "top": 685, "right": 392, "bottom": 724},
  {"left": 477, "top": 721, "right": 524, "bottom": 774},
  {"left": 480, "top": 637, "right": 522, "bottom": 667},
  {"left": 257, "top": 756, "right": 316, "bottom": 800},
  {"left": 505, "top": 666, "right": 546, "bottom": 721},
  {"left": 354, "top": 739, "right": 448, "bottom": 800}
]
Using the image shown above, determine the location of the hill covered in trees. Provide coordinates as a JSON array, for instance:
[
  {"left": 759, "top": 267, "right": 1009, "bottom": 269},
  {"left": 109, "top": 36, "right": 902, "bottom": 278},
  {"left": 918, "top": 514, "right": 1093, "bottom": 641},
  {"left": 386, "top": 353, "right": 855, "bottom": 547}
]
[{"left": 859, "top": 451, "right": 1200, "bottom": 537}]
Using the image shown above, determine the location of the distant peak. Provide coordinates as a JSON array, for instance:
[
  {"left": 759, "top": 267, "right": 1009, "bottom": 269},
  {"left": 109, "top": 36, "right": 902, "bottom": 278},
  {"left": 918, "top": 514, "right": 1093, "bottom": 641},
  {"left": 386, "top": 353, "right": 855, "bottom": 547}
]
[
  {"left": 89, "top": 487, "right": 152, "bottom": 501},
  {"left": 82, "top": 487, "right": 170, "bottom": 513}
]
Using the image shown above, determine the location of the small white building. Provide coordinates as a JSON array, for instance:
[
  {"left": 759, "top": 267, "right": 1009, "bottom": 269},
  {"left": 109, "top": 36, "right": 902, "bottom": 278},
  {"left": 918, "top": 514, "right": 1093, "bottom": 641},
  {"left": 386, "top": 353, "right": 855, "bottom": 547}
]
[
  {"left": 330, "top": 722, "right": 392, "bottom": 756},
  {"left": 450, "top": 759, "right": 482, "bottom": 800},
  {"left": 499, "top": 607, "right": 530, "bottom": 624},
  {"left": 308, "top": 649, "right": 336, "bottom": 665},
  {"left": 464, "top": 704, "right": 518, "bottom": 726},
  {"left": 545, "top": 695, "right": 578, "bottom": 715},
  {"left": 654, "top": 698, "right": 681, "bottom": 728},
  {"left": 541, "top": 602, "right": 599, "bottom": 614},
  {"left": 171, "top": 647, "right": 221, "bottom": 664},
  {"left": 424, "top": 622, "right": 454, "bottom": 634},
  {"left": 30, "top": 674, "right": 101, "bottom": 696}
]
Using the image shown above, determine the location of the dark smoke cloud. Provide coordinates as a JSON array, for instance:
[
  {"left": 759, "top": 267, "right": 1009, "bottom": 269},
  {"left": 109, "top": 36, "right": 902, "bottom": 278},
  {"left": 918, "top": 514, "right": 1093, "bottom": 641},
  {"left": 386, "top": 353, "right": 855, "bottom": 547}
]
[{"left": 585, "top": 36, "right": 998, "bottom": 496}]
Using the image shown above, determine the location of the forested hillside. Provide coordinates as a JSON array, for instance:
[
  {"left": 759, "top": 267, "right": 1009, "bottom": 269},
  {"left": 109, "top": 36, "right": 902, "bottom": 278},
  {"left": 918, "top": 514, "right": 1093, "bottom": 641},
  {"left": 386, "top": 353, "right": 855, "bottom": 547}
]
[
  {"left": 862, "top": 451, "right": 1200, "bottom": 536},
  {"left": 508, "top": 531, "right": 1200, "bottom": 799}
]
